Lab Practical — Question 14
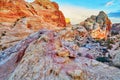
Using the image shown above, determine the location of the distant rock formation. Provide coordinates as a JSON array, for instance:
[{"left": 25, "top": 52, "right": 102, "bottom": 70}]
[
  {"left": 80, "top": 11, "right": 112, "bottom": 39},
  {"left": 111, "top": 23, "right": 120, "bottom": 35}
]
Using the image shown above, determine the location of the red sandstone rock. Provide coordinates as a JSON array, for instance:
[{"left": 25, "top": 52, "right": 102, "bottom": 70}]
[
  {"left": 0, "top": 0, "right": 66, "bottom": 27},
  {"left": 0, "top": 0, "right": 66, "bottom": 50}
]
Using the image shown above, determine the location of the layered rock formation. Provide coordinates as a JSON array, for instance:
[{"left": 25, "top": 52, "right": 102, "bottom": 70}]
[
  {"left": 81, "top": 11, "right": 112, "bottom": 39},
  {"left": 0, "top": 0, "right": 66, "bottom": 27},
  {"left": 0, "top": 0, "right": 66, "bottom": 50},
  {"left": 0, "top": 29, "right": 119, "bottom": 80},
  {"left": 0, "top": 24, "right": 120, "bottom": 80}
]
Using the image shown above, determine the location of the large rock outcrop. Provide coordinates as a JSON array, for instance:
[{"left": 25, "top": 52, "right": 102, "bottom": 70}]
[
  {"left": 81, "top": 11, "right": 112, "bottom": 39},
  {"left": 0, "top": 0, "right": 66, "bottom": 50},
  {"left": 0, "top": 26, "right": 120, "bottom": 80},
  {"left": 1, "top": 29, "right": 119, "bottom": 80},
  {"left": 0, "top": 0, "right": 66, "bottom": 27}
]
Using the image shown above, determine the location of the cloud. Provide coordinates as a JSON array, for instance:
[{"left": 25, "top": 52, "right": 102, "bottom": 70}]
[
  {"left": 108, "top": 10, "right": 120, "bottom": 18},
  {"left": 25, "top": 0, "right": 34, "bottom": 2},
  {"left": 105, "top": 1, "right": 114, "bottom": 7},
  {"left": 59, "top": 5, "right": 100, "bottom": 24}
]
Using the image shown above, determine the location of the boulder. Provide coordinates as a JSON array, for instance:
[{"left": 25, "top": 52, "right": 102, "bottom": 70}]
[
  {"left": 96, "top": 11, "right": 112, "bottom": 34},
  {"left": 112, "top": 23, "right": 120, "bottom": 35},
  {"left": 112, "top": 50, "right": 120, "bottom": 67},
  {"left": 81, "top": 11, "right": 112, "bottom": 39}
]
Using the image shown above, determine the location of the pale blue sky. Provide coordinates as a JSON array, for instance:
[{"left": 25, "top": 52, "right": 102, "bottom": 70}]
[
  {"left": 26, "top": 0, "right": 120, "bottom": 23},
  {"left": 51, "top": 0, "right": 120, "bottom": 17}
]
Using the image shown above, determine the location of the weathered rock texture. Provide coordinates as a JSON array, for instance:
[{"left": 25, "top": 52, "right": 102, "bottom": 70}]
[
  {"left": 0, "top": 0, "right": 66, "bottom": 50},
  {"left": 0, "top": 30, "right": 46, "bottom": 80},
  {"left": 112, "top": 23, "right": 120, "bottom": 35},
  {"left": 81, "top": 11, "right": 112, "bottom": 39},
  {"left": 112, "top": 50, "right": 120, "bottom": 67},
  {"left": 0, "top": 0, "right": 66, "bottom": 27},
  {"left": 0, "top": 26, "right": 120, "bottom": 80},
  {"left": 7, "top": 29, "right": 120, "bottom": 80}
]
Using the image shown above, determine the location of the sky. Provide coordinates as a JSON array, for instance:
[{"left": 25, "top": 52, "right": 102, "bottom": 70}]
[{"left": 26, "top": 0, "right": 120, "bottom": 24}]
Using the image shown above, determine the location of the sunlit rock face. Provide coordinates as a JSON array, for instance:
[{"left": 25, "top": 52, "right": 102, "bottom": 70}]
[
  {"left": 80, "top": 11, "right": 112, "bottom": 39},
  {"left": 0, "top": 0, "right": 66, "bottom": 50},
  {"left": 0, "top": 0, "right": 66, "bottom": 27}
]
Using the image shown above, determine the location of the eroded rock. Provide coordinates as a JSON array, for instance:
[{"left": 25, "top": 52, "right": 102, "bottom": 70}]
[
  {"left": 0, "top": 0, "right": 66, "bottom": 27},
  {"left": 3, "top": 29, "right": 119, "bottom": 80},
  {"left": 0, "top": 0, "right": 66, "bottom": 51},
  {"left": 80, "top": 11, "right": 112, "bottom": 39},
  {"left": 112, "top": 50, "right": 120, "bottom": 67},
  {"left": 112, "top": 23, "right": 120, "bottom": 35}
]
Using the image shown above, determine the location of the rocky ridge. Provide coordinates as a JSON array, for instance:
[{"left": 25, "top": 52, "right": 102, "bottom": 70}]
[
  {"left": 0, "top": 28, "right": 120, "bottom": 80},
  {"left": 0, "top": 25, "right": 120, "bottom": 80}
]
